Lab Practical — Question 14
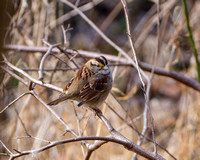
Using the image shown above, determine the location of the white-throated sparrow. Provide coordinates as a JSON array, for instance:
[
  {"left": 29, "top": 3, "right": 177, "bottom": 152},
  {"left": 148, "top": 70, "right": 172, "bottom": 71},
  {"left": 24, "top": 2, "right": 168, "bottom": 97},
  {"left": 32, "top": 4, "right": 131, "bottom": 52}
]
[{"left": 48, "top": 56, "right": 112, "bottom": 112}]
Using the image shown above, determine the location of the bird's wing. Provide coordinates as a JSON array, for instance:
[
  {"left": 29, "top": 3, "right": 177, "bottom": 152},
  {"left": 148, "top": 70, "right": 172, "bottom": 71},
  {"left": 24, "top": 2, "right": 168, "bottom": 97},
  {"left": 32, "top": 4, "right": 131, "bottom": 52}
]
[
  {"left": 63, "top": 77, "right": 74, "bottom": 92},
  {"left": 78, "top": 74, "right": 109, "bottom": 106}
]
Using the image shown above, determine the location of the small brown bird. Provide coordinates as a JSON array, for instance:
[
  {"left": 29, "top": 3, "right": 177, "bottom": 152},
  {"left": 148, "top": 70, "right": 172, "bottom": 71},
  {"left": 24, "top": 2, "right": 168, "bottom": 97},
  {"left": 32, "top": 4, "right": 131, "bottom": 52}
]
[{"left": 48, "top": 56, "right": 112, "bottom": 112}]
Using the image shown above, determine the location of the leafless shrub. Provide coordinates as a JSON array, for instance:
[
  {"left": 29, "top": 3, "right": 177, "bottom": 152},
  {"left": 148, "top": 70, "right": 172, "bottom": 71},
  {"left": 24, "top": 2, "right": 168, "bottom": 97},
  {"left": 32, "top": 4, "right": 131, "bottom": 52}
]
[{"left": 1, "top": 0, "right": 200, "bottom": 160}]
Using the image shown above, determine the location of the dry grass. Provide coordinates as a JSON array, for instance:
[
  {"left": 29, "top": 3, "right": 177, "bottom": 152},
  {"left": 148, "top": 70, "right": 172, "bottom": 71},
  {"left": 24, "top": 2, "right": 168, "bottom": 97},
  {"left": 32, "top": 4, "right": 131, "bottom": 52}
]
[{"left": 1, "top": 0, "right": 200, "bottom": 160}]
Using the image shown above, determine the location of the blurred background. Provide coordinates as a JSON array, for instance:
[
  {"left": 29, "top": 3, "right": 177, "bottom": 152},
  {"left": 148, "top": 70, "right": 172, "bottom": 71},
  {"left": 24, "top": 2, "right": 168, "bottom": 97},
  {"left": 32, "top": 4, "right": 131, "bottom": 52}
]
[{"left": 0, "top": 0, "right": 200, "bottom": 159}]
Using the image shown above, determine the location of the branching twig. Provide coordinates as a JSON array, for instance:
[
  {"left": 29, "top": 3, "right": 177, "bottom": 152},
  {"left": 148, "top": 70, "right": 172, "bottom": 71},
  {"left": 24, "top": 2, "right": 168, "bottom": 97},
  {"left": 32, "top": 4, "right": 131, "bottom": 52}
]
[
  {"left": 2, "top": 55, "right": 63, "bottom": 93},
  {"left": 0, "top": 56, "right": 169, "bottom": 160},
  {"left": 73, "top": 106, "right": 86, "bottom": 157},
  {"left": 106, "top": 101, "right": 176, "bottom": 159},
  {"left": 39, "top": 41, "right": 61, "bottom": 81},
  {"left": 0, "top": 90, "right": 78, "bottom": 142},
  {"left": 3, "top": 45, "right": 200, "bottom": 91},
  {"left": 29, "top": 42, "right": 61, "bottom": 90},
  {"left": 30, "top": 91, "right": 79, "bottom": 138},
  {"left": 57, "top": 46, "right": 80, "bottom": 68},
  {"left": 1, "top": 136, "right": 165, "bottom": 160},
  {"left": 120, "top": 0, "right": 157, "bottom": 157},
  {"left": 14, "top": 107, "right": 52, "bottom": 144},
  {"left": 0, "top": 92, "right": 30, "bottom": 114},
  {"left": 1, "top": 66, "right": 29, "bottom": 86},
  {"left": 0, "top": 140, "right": 13, "bottom": 155}
]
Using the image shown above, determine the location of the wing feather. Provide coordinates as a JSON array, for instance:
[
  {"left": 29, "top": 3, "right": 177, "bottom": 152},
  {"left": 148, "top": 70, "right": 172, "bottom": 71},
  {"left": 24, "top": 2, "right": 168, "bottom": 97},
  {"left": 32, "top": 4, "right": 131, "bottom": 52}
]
[
  {"left": 78, "top": 75, "right": 109, "bottom": 106},
  {"left": 63, "top": 77, "right": 74, "bottom": 92}
]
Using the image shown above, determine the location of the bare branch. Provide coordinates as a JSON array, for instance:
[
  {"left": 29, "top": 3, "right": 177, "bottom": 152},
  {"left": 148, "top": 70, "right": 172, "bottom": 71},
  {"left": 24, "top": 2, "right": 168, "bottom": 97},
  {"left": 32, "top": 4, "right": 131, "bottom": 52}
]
[
  {"left": 30, "top": 91, "right": 79, "bottom": 137},
  {"left": 0, "top": 140, "right": 13, "bottom": 155},
  {"left": 49, "top": 0, "right": 104, "bottom": 28},
  {"left": 14, "top": 107, "right": 52, "bottom": 144},
  {"left": 57, "top": 46, "right": 80, "bottom": 68},
  {"left": 16, "top": 136, "right": 51, "bottom": 144},
  {"left": 0, "top": 153, "right": 10, "bottom": 156},
  {"left": 0, "top": 92, "right": 30, "bottom": 114},
  {"left": 0, "top": 52, "right": 171, "bottom": 160},
  {"left": 3, "top": 45, "right": 200, "bottom": 92},
  {"left": 1, "top": 66, "right": 29, "bottom": 86},
  {"left": 2, "top": 55, "right": 63, "bottom": 93},
  {"left": 39, "top": 41, "right": 61, "bottom": 81},
  {"left": 6, "top": 136, "right": 165, "bottom": 160},
  {"left": 21, "top": 67, "right": 75, "bottom": 72},
  {"left": 138, "top": 61, "right": 200, "bottom": 91},
  {"left": 96, "top": 112, "right": 165, "bottom": 159},
  {"left": 73, "top": 106, "right": 86, "bottom": 157},
  {"left": 120, "top": 0, "right": 145, "bottom": 88},
  {"left": 120, "top": 0, "right": 157, "bottom": 157},
  {"left": 61, "top": 24, "right": 72, "bottom": 45}
]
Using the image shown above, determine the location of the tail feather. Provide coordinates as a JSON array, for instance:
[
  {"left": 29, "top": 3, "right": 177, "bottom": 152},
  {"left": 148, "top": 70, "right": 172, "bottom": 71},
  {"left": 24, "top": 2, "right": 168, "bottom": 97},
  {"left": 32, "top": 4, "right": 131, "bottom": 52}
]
[{"left": 47, "top": 95, "right": 71, "bottom": 106}]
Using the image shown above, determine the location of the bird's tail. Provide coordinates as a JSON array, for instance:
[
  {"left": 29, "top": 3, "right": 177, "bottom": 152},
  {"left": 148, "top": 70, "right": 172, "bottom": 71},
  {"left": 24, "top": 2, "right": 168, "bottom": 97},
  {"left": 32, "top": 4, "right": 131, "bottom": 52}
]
[{"left": 47, "top": 93, "right": 72, "bottom": 106}]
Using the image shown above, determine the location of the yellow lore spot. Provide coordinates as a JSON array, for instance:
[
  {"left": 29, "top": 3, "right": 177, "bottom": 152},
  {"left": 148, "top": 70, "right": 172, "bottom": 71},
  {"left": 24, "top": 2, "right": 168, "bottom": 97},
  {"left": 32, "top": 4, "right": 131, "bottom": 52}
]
[{"left": 99, "top": 63, "right": 104, "bottom": 67}]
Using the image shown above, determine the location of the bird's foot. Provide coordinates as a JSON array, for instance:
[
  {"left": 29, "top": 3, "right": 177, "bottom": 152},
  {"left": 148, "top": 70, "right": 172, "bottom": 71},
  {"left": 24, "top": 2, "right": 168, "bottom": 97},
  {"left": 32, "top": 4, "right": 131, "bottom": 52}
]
[{"left": 92, "top": 108, "right": 102, "bottom": 116}]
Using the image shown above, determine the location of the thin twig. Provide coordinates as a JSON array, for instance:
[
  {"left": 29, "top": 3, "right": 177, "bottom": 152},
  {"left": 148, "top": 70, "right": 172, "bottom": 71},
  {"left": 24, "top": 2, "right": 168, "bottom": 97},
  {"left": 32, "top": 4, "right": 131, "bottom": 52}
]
[
  {"left": 0, "top": 153, "right": 10, "bottom": 156},
  {"left": 16, "top": 136, "right": 51, "bottom": 144},
  {"left": 50, "top": 0, "right": 104, "bottom": 28},
  {"left": 151, "top": 0, "right": 160, "bottom": 155},
  {"left": 21, "top": 67, "right": 76, "bottom": 72},
  {"left": 1, "top": 66, "right": 29, "bottom": 86},
  {"left": 81, "top": 114, "right": 92, "bottom": 137},
  {"left": 120, "top": 0, "right": 145, "bottom": 88},
  {"left": 61, "top": 24, "right": 72, "bottom": 45},
  {"left": 39, "top": 41, "right": 61, "bottom": 80},
  {"left": 73, "top": 106, "right": 86, "bottom": 157},
  {"left": 0, "top": 92, "right": 30, "bottom": 114},
  {"left": 30, "top": 91, "right": 79, "bottom": 138},
  {"left": 14, "top": 107, "right": 52, "bottom": 144},
  {"left": 57, "top": 46, "right": 80, "bottom": 68},
  {"left": 120, "top": 0, "right": 157, "bottom": 157},
  {"left": 14, "top": 107, "right": 31, "bottom": 137},
  {"left": 0, "top": 140, "right": 12, "bottom": 155}
]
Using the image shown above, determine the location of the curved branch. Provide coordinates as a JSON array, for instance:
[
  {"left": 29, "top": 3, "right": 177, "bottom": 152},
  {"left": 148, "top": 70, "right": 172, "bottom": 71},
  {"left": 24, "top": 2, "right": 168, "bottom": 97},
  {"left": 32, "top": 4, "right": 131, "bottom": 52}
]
[
  {"left": 5, "top": 136, "right": 165, "bottom": 160},
  {"left": 38, "top": 42, "right": 61, "bottom": 80}
]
